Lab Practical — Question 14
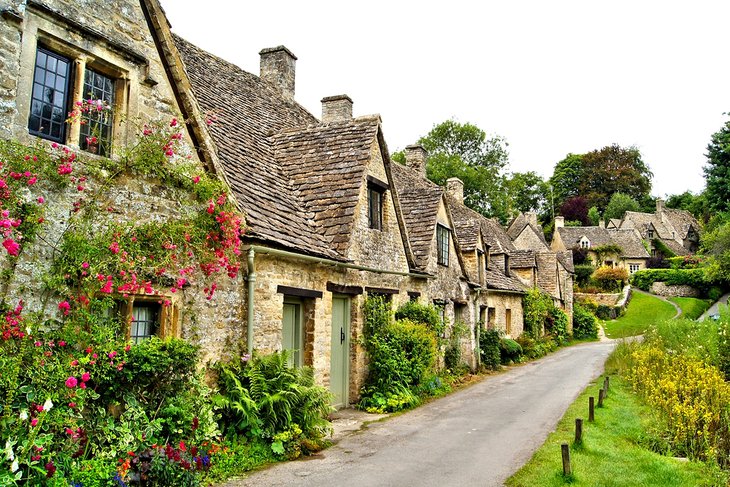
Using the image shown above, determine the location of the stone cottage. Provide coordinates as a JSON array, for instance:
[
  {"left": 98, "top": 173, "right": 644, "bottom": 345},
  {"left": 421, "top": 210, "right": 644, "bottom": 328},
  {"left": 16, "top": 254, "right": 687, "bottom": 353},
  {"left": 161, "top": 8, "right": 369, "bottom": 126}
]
[
  {"left": 551, "top": 217, "right": 650, "bottom": 274},
  {"left": 445, "top": 179, "right": 526, "bottom": 337},
  {"left": 619, "top": 199, "right": 701, "bottom": 257},
  {"left": 0, "top": 0, "right": 243, "bottom": 362}
]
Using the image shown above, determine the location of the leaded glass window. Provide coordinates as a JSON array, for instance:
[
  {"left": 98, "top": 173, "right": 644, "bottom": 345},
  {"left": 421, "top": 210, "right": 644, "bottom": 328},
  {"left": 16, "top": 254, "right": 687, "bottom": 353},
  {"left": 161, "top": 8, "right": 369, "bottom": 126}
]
[
  {"left": 28, "top": 48, "right": 70, "bottom": 142},
  {"left": 437, "top": 224, "right": 450, "bottom": 266},
  {"left": 79, "top": 68, "right": 115, "bottom": 156},
  {"left": 130, "top": 304, "right": 159, "bottom": 344}
]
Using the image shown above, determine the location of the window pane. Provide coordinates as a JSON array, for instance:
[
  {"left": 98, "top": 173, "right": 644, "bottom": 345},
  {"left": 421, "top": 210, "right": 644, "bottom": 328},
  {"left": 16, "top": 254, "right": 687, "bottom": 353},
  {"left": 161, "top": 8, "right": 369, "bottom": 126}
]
[
  {"left": 28, "top": 48, "right": 69, "bottom": 143},
  {"left": 79, "top": 68, "right": 115, "bottom": 156}
]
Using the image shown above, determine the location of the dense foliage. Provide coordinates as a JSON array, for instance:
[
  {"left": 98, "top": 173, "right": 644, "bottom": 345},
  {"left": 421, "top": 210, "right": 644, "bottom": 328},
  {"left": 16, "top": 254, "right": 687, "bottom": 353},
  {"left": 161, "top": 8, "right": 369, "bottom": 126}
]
[
  {"left": 572, "top": 303, "right": 598, "bottom": 339},
  {"left": 478, "top": 329, "right": 501, "bottom": 370},
  {"left": 591, "top": 266, "right": 628, "bottom": 292},
  {"left": 603, "top": 192, "right": 640, "bottom": 221},
  {"left": 703, "top": 115, "right": 730, "bottom": 213}
]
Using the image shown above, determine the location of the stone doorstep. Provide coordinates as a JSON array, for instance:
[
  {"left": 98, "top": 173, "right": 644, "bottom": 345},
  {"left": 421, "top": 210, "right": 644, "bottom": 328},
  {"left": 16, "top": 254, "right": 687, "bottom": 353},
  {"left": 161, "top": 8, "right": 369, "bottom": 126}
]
[{"left": 328, "top": 408, "right": 389, "bottom": 442}]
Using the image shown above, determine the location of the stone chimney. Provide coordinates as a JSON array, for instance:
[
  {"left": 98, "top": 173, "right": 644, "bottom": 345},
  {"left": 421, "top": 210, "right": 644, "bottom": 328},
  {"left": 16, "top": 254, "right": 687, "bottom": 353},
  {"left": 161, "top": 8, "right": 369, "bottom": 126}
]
[
  {"left": 555, "top": 216, "right": 565, "bottom": 229},
  {"left": 259, "top": 46, "right": 297, "bottom": 100},
  {"left": 526, "top": 212, "right": 538, "bottom": 227},
  {"left": 404, "top": 144, "right": 427, "bottom": 178},
  {"left": 446, "top": 178, "right": 464, "bottom": 203},
  {"left": 656, "top": 198, "right": 665, "bottom": 213},
  {"left": 321, "top": 95, "right": 352, "bottom": 123},
  {"left": 598, "top": 220, "right": 605, "bottom": 229}
]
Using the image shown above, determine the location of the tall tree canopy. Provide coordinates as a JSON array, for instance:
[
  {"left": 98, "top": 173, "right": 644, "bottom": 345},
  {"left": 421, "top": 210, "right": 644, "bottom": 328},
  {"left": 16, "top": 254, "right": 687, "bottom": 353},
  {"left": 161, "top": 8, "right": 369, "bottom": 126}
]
[
  {"left": 505, "top": 171, "right": 549, "bottom": 216},
  {"left": 704, "top": 116, "right": 730, "bottom": 213},
  {"left": 549, "top": 144, "right": 653, "bottom": 214},
  {"left": 603, "top": 192, "right": 640, "bottom": 221},
  {"left": 393, "top": 120, "right": 511, "bottom": 222}
]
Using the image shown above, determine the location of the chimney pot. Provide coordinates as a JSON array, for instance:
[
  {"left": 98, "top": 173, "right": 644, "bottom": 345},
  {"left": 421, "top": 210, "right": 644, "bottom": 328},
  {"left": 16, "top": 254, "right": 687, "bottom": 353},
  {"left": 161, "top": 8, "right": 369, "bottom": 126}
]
[
  {"left": 598, "top": 219, "right": 605, "bottom": 229},
  {"left": 404, "top": 144, "right": 427, "bottom": 178},
  {"left": 555, "top": 216, "right": 565, "bottom": 229},
  {"left": 656, "top": 198, "right": 665, "bottom": 213},
  {"left": 321, "top": 94, "right": 353, "bottom": 123},
  {"left": 446, "top": 178, "right": 464, "bottom": 203},
  {"left": 259, "top": 46, "right": 297, "bottom": 100}
]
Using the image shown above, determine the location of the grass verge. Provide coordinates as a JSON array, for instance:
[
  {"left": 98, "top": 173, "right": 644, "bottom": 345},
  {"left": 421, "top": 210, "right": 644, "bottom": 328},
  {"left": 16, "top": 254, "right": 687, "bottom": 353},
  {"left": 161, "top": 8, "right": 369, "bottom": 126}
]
[
  {"left": 669, "top": 297, "right": 713, "bottom": 319},
  {"left": 506, "top": 373, "right": 726, "bottom": 486},
  {"left": 603, "top": 292, "right": 676, "bottom": 338}
]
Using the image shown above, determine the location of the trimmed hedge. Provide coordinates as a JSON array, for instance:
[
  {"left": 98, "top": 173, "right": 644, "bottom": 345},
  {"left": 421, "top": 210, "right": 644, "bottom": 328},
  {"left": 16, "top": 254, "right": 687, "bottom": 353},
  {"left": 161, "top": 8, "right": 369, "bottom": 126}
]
[{"left": 629, "top": 268, "right": 708, "bottom": 292}]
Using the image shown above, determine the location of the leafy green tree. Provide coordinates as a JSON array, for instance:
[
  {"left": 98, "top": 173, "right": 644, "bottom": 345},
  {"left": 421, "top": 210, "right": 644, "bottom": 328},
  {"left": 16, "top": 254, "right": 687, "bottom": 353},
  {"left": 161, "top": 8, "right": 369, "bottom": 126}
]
[
  {"left": 701, "top": 219, "right": 730, "bottom": 283},
  {"left": 666, "top": 190, "right": 710, "bottom": 223},
  {"left": 549, "top": 153, "right": 584, "bottom": 209},
  {"left": 603, "top": 192, "right": 640, "bottom": 221},
  {"left": 393, "top": 120, "right": 511, "bottom": 222},
  {"left": 505, "top": 171, "right": 549, "bottom": 215},
  {"left": 588, "top": 206, "right": 601, "bottom": 226},
  {"left": 703, "top": 116, "right": 730, "bottom": 213}
]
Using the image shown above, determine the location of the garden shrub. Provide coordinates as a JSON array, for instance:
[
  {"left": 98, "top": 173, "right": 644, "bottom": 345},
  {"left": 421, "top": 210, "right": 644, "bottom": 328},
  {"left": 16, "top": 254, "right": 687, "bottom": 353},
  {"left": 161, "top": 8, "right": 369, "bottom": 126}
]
[
  {"left": 479, "top": 328, "right": 501, "bottom": 371},
  {"left": 595, "top": 304, "right": 614, "bottom": 320},
  {"left": 591, "top": 265, "right": 628, "bottom": 292},
  {"left": 572, "top": 303, "right": 598, "bottom": 339},
  {"left": 516, "top": 335, "right": 557, "bottom": 360},
  {"left": 214, "top": 351, "right": 332, "bottom": 448},
  {"left": 499, "top": 338, "right": 522, "bottom": 364},
  {"left": 395, "top": 300, "right": 443, "bottom": 337},
  {"left": 546, "top": 307, "right": 569, "bottom": 344},
  {"left": 630, "top": 268, "right": 709, "bottom": 293},
  {"left": 522, "top": 288, "right": 552, "bottom": 338},
  {"left": 574, "top": 264, "right": 595, "bottom": 287},
  {"left": 444, "top": 320, "right": 469, "bottom": 372}
]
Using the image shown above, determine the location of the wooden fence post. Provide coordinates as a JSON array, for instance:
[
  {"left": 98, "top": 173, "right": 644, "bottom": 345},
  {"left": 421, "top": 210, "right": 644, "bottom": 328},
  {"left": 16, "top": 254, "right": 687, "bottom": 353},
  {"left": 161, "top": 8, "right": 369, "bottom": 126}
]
[
  {"left": 561, "top": 443, "right": 571, "bottom": 476},
  {"left": 598, "top": 388, "right": 604, "bottom": 407},
  {"left": 575, "top": 418, "right": 583, "bottom": 444},
  {"left": 589, "top": 396, "right": 595, "bottom": 422}
]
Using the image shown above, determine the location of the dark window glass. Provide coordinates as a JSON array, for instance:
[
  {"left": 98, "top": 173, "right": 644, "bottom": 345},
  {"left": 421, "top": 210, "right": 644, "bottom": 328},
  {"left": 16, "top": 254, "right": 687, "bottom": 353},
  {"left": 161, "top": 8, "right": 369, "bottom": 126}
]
[
  {"left": 28, "top": 48, "right": 70, "bottom": 142},
  {"left": 130, "top": 303, "right": 159, "bottom": 344},
  {"left": 79, "top": 68, "right": 115, "bottom": 156},
  {"left": 437, "top": 224, "right": 450, "bottom": 266},
  {"left": 368, "top": 186, "right": 383, "bottom": 230}
]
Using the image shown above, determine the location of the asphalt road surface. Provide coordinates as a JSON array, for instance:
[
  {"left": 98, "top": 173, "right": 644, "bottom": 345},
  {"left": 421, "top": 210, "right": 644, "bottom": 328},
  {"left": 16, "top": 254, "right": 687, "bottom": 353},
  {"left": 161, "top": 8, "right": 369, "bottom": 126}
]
[{"left": 222, "top": 340, "right": 615, "bottom": 487}]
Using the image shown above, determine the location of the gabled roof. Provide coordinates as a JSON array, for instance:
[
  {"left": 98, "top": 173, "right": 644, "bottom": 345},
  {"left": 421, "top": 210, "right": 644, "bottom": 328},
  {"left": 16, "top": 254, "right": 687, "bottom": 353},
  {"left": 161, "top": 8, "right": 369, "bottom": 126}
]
[
  {"left": 482, "top": 218, "right": 517, "bottom": 254},
  {"left": 507, "top": 213, "right": 549, "bottom": 249},
  {"left": 446, "top": 195, "right": 482, "bottom": 252},
  {"left": 661, "top": 208, "right": 700, "bottom": 240},
  {"left": 535, "top": 252, "right": 562, "bottom": 299},
  {"left": 556, "top": 251, "right": 575, "bottom": 274},
  {"left": 621, "top": 211, "right": 674, "bottom": 240},
  {"left": 391, "top": 163, "right": 445, "bottom": 270}
]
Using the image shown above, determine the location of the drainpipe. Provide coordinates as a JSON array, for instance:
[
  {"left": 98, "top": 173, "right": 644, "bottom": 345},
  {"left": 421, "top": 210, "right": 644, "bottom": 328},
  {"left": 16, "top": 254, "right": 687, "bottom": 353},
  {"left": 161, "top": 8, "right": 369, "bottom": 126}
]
[
  {"left": 473, "top": 288, "right": 481, "bottom": 370},
  {"left": 246, "top": 247, "right": 256, "bottom": 354}
]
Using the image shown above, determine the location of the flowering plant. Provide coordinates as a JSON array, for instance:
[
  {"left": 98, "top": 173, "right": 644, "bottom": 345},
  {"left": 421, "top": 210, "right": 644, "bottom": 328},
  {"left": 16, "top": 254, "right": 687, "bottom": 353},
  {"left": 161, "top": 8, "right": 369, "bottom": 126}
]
[{"left": 66, "top": 97, "right": 114, "bottom": 156}]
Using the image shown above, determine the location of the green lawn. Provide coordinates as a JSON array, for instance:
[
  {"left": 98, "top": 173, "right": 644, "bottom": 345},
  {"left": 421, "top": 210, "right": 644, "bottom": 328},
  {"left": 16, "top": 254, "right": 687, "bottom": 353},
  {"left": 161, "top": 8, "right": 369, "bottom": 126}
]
[
  {"left": 668, "top": 297, "right": 713, "bottom": 320},
  {"left": 506, "top": 375, "right": 726, "bottom": 487},
  {"left": 602, "top": 292, "right": 677, "bottom": 338}
]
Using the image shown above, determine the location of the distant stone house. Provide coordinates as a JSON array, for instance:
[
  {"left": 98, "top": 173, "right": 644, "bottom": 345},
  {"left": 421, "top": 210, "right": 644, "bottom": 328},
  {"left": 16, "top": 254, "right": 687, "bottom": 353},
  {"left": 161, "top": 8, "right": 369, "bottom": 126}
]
[
  {"left": 620, "top": 199, "right": 701, "bottom": 257},
  {"left": 445, "top": 179, "right": 526, "bottom": 338},
  {"left": 507, "top": 212, "right": 550, "bottom": 251},
  {"left": 0, "top": 0, "right": 244, "bottom": 362},
  {"left": 551, "top": 217, "right": 650, "bottom": 274}
]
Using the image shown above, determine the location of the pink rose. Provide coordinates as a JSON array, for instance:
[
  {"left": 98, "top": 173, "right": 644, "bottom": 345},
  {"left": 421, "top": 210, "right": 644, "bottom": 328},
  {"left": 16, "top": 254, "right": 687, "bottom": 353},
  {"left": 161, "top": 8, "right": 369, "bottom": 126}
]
[{"left": 65, "top": 376, "right": 77, "bottom": 388}]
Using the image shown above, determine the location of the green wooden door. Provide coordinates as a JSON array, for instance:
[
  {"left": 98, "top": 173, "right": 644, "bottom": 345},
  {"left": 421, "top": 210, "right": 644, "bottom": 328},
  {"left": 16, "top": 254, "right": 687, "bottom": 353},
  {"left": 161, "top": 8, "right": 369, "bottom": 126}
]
[
  {"left": 282, "top": 301, "right": 302, "bottom": 367},
  {"left": 329, "top": 296, "right": 350, "bottom": 408}
]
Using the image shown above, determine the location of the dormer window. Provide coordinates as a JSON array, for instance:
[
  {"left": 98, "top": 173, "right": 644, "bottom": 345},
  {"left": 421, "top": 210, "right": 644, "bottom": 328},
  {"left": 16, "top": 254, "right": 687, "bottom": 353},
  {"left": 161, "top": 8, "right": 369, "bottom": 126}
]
[
  {"left": 437, "top": 224, "right": 450, "bottom": 266},
  {"left": 648, "top": 228, "right": 654, "bottom": 239},
  {"left": 579, "top": 237, "right": 590, "bottom": 249},
  {"left": 367, "top": 176, "right": 388, "bottom": 231}
]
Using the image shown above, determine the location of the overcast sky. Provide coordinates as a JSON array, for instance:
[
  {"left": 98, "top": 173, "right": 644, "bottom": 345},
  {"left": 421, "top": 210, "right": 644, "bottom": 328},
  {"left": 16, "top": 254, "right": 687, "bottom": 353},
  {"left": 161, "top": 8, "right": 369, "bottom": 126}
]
[{"left": 162, "top": 1, "right": 730, "bottom": 198}]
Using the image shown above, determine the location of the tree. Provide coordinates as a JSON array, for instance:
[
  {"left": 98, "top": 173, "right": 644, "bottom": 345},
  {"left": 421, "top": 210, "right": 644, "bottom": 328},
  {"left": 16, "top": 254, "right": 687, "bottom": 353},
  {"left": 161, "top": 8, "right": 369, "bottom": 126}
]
[
  {"left": 603, "top": 192, "right": 640, "bottom": 221},
  {"left": 560, "top": 196, "right": 589, "bottom": 226},
  {"left": 580, "top": 145, "right": 652, "bottom": 211},
  {"left": 666, "top": 191, "right": 710, "bottom": 223},
  {"left": 548, "top": 154, "right": 584, "bottom": 210},
  {"left": 549, "top": 145, "right": 652, "bottom": 214},
  {"left": 703, "top": 116, "right": 730, "bottom": 213},
  {"left": 505, "top": 171, "right": 549, "bottom": 215},
  {"left": 587, "top": 206, "right": 601, "bottom": 226},
  {"left": 393, "top": 120, "right": 511, "bottom": 222}
]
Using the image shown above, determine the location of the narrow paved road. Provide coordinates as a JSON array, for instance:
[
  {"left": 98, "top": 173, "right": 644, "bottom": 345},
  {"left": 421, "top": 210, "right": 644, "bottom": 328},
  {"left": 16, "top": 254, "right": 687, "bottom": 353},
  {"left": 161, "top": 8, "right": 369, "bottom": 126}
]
[{"left": 222, "top": 340, "right": 615, "bottom": 487}]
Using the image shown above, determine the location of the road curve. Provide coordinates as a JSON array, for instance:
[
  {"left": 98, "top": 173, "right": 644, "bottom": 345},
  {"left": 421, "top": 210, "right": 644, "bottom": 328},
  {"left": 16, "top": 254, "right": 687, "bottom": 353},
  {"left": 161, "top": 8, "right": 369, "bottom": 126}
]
[{"left": 221, "top": 340, "right": 616, "bottom": 487}]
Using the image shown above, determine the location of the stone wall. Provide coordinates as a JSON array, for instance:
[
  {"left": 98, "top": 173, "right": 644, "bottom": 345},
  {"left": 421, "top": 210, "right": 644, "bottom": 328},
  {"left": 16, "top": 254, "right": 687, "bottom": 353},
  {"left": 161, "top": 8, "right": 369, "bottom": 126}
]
[
  {"left": 651, "top": 282, "right": 700, "bottom": 298},
  {"left": 574, "top": 292, "right": 620, "bottom": 306}
]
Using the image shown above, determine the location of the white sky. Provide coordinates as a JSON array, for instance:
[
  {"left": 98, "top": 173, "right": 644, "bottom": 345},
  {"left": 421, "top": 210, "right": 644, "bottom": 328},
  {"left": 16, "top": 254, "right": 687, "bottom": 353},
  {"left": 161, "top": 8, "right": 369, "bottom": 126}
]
[{"left": 162, "top": 0, "right": 730, "bottom": 198}]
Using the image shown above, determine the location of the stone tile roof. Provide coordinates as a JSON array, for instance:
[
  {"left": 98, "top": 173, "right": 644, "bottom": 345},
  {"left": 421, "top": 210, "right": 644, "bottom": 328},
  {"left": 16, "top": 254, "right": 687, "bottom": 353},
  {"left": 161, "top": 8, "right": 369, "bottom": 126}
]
[
  {"left": 556, "top": 226, "right": 613, "bottom": 248},
  {"left": 391, "top": 163, "right": 444, "bottom": 270},
  {"left": 272, "top": 119, "right": 379, "bottom": 255},
  {"left": 608, "top": 229, "right": 650, "bottom": 259},
  {"left": 507, "top": 213, "right": 549, "bottom": 248},
  {"left": 510, "top": 249, "right": 536, "bottom": 268},
  {"left": 482, "top": 218, "right": 516, "bottom": 254},
  {"left": 662, "top": 208, "right": 699, "bottom": 240},
  {"left": 485, "top": 267, "right": 526, "bottom": 293},
  {"left": 621, "top": 208, "right": 700, "bottom": 256},
  {"left": 621, "top": 211, "right": 674, "bottom": 240}
]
